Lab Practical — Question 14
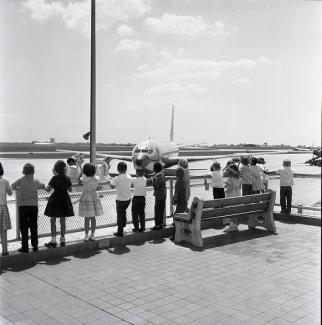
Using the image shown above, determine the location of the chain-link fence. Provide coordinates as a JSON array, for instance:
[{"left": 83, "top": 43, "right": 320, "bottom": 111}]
[{"left": 6, "top": 173, "right": 321, "bottom": 242}]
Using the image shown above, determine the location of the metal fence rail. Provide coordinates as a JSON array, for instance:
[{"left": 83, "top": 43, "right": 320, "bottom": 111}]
[{"left": 6, "top": 173, "right": 321, "bottom": 242}]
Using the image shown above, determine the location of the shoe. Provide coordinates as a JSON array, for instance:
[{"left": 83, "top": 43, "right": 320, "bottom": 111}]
[
  {"left": 84, "top": 234, "right": 89, "bottom": 242},
  {"left": 45, "top": 242, "right": 57, "bottom": 248},
  {"left": 1, "top": 252, "right": 9, "bottom": 256},
  {"left": 138, "top": 228, "right": 144, "bottom": 233},
  {"left": 33, "top": 247, "right": 38, "bottom": 252},
  {"left": 132, "top": 228, "right": 139, "bottom": 232},
  {"left": 60, "top": 242, "right": 65, "bottom": 247},
  {"left": 18, "top": 248, "right": 29, "bottom": 253},
  {"left": 151, "top": 226, "right": 162, "bottom": 231},
  {"left": 223, "top": 224, "right": 239, "bottom": 232},
  {"left": 280, "top": 210, "right": 286, "bottom": 214},
  {"left": 89, "top": 233, "right": 95, "bottom": 241},
  {"left": 114, "top": 232, "right": 123, "bottom": 237}
]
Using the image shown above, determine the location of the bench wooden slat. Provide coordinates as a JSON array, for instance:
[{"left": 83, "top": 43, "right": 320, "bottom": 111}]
[
  {"left": 202, "top": 193, "right": 271, "bottom": 209},
  {"left": 201, "top": 202, "right": 269, "bottom": 219}
]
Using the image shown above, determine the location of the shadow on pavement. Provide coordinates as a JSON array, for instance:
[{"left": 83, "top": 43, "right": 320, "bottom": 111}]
[
  {"left": 176, "top": 228, "right": 276, "bottom": 251},
  {"left": 73, "top": 250, "right": 101, "bottom": 259},
  {"left": 1, "top": 261, "right": 37, "bottom": 274},
  {"left": 39, "top": 257, "right": 71, "bottom": 265},
  {"left": 107, "top": 245, "right": 131, "bottom": 255}
]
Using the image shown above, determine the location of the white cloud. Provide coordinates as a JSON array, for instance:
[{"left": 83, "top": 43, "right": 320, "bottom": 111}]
[
  {"left": 22, "top": 0, "right": 151, "bottom": 36},
  {"left": 117, "top": 24, "right": 134, "bottom": 37},
  {"left": 115, "top": 39, "right": 153, "bottom": 52},
  {"left": 145, "top": 14, "right": 231, "bottom": 38},
  {"left": 143, "top": 83, "right": 208, "bottom": 97},
  {"left": 137, "top": 54, "right": 257, "bottom": 82},
  {"left": 258, "top": 57, "right": 279, "bottom": 64}
]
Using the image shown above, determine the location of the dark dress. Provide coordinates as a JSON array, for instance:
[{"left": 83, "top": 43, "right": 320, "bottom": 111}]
[{"left": 44, "top": 175, "right": 74, "bottom": 218}]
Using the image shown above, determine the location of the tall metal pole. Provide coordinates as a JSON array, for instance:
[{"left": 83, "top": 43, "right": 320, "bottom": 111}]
[{"left": 90, "top": 0, "right": 96, "bottom": 163}]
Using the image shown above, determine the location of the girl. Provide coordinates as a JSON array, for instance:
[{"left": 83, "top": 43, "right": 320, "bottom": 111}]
[
  {"left": 0, "top": 163, "right": 12, "bottom": 256},
  {"left": 223, "top": 164, "right": 241, "bottom": 232},
  {"left": 78, "top": 163, "right": 103, "bottom": 241},
  {"left": 44, "top": 160, "right": 74, "bottom": 248},
  {"left": 250, "top": 157, "right": 264, "bottom": 194},
  {"left": 172, "top": 167, "right": 187, "bottom": 214}
]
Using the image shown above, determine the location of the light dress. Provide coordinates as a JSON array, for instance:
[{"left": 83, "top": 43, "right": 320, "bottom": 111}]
[
  {"left": 224, "top": 177, "right": 241, "bottom": 198},
  {"left": 0, "top": 177, "right": 12, "bottom": 231},
  {"left": 250, "top": 165, "right": 264, "bottom": 192},
  {"left": 79, "top": 176, "right": 103, "bottom": 217}
]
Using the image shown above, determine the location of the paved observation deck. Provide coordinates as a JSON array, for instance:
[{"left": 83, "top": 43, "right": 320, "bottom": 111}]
[{"left": 0, "top": 221, "right": 320, "bottom": 325}]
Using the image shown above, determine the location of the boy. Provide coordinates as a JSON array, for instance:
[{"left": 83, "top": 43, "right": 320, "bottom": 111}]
[
  {"left": 278, "top": 159, "right": 294, "bottom": 214},
  {"left": 110, "top": 162, "right": 132, "bottom": 237},
  {"left": 11, "top": 163, "right": 46, "bottom": 253},
  {"left": 210, "top": 162, "right": 225, "bottom": 199},
  {"left": 151, "top": 162, "right": 166, "bottom": 230},
  {"left": 131, "top": 167, "right": 147, "bottom": 232}
]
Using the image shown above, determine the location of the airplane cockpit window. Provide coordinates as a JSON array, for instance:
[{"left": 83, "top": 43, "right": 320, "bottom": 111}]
[
  {"left": 134, "top": 148, "right": 140, "bottom": 153},
  {"left": 141, "top": 148, "right": 149, "bottom": 153},
  {"left": 148, "top": 148, "right": 153, "bottom": 154}
]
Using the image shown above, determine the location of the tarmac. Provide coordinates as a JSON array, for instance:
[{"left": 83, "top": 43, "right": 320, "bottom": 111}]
[{"left": 0, "top": 221, "right": 320, "bottom": 325}]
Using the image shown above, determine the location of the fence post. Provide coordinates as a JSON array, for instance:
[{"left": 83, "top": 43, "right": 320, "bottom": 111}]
[
  {"left": 15, "top": 191, "right": 20, "bottom": 239},
  {"left": 297, "top": 204, "right": 303, "bottom": 214}
]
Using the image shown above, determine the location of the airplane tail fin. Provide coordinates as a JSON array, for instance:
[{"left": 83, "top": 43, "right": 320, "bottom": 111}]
[{"left": 169, "top": 105, "right": 174, "bottom": 142}]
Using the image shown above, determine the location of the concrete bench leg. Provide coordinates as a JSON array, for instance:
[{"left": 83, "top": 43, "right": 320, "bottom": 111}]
[
  {"left": 248, "top": 213, "right": 276, "bottom": 233},
  {"left": 190, "top": 220, "right": 203, "bottom": 248}
]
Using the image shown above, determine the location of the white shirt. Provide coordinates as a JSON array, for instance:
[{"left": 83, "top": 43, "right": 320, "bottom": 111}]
[
  {"left": 111, "top": 174, "right": 132, "bottom": 201},
  {"left": 133, "top": 176, "right": 147, "bottom": 196},
  {"left": 210, "top": 170, "right": 224, "bottom": 188},
  {"left": 0, "top": 177, "right": 12, "bottom": 205},
  {"left": 278, "top": 167, "right": 294, "bottom": 186}
]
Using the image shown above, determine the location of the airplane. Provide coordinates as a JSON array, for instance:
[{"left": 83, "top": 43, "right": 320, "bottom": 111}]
[
  {"left": 59, "top": 106, "right": 295, "bottom": 178},
  {"left": 59, "top": 106, "right": 215, "bottom": 177}
]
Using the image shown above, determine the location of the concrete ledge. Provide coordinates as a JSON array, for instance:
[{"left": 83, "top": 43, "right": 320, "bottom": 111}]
[
  {"left": 1, "top": 226, "right": 174, "bottom": 270},
  {"left": 274, "top": 212, "right": 321, "bottom": 227}
]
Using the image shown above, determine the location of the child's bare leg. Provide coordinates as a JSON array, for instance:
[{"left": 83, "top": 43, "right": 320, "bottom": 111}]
[
  {"left": 90, "top": 217, "right": 96, "bottom": 233},
  {"left": 1, "top": 231, "right": 8, "bottom": 254},
  {"left": 84, "top": 218, "right": 90, "bottom": 234}
]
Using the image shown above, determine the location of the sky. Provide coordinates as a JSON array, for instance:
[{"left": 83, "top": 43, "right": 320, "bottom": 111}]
[{"left": 0, "top": 0, "right": 321, "bottom": 146}]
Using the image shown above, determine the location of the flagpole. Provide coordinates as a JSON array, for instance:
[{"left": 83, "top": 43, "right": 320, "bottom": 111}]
[{"left": 90, "top": 0, "right": 96, "bottom": 163}]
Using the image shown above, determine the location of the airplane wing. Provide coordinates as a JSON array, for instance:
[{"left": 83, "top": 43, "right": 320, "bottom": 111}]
[{"left": 56, "top": 149, "right": 133, "bottom": 162}]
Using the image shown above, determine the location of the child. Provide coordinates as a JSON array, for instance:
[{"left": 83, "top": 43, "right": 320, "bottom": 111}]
[
  {"left": 151, "top": 162, "right": 166, "bottom": 230},
  {"left": 223, "top": 164, "right": 241, "bottom": 232},
  {"left": 258, "top": 157, "right": 269, "bottom": 192},
  {"left": 278, "top": 159, "right": 294, "bottom": 214},
  {"left": 44, "top": 160, "right": 74, "bottom": 248},
  {"left": 131, "top": 167, "right": 147, "bottom": 233},
  {"left": 110, "top": 162, "right": 132, "bottom": 237},
  {"left": 0, "top": 163, "right": 12, "bottom": 256},
  {"left": 172, "top": 167, "right": 188, "bottom": 214},
  {"left": 78, "top": 163, "right": 103, "bottom": 241},
  {"left": 239, "top": 156, "right": 253, "bottom": 196},
  {"left": 178, "top": 158, "right": 190, "bottom": 205},
  {"left": 66, "top": 157, "right": 82, "bottom": 184},
  {"left": 210, "top": 162, "right": 225, "bottom": 199},
  {"left": 249, "top": 157, "right": 264, "bottom": 194},
  {"left": 11, "top": 163, "right": 46, "bottom": 253}
]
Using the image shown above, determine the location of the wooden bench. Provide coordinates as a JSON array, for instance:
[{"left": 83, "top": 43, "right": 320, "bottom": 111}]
[{"left": 174, "top": 190, "right": 276, "bottom": 248}]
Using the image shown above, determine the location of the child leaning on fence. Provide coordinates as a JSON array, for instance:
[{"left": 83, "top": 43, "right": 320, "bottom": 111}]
[
  {"left": 44, "top": 160, "right": 74, "bottom": 248},
  {"left": 109, "top": 162, "right": 132, "bottom": 237},
  {"left": 11, "top": 163, "right": 46, "bottom": 253},
  {"left": 131, "top": 167, "right": 147, "bottom": 233},
  {"left": 210, "top": 162, "right": 225, "bottom": 199},
  {"left": 78, "top": 163, "right": 103, "bottom": 241},
  {"left": 151, "top": 162, "right": 167, "bottom": 231},
  {"left": 223, "top": 164, "right": 241, "bottom": 232},
  {"left": 277, "top": 159, "right": 294, "bottom": 214},
  {"left": 0, "top": 163, "right": 13, "bottom": 256}
]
